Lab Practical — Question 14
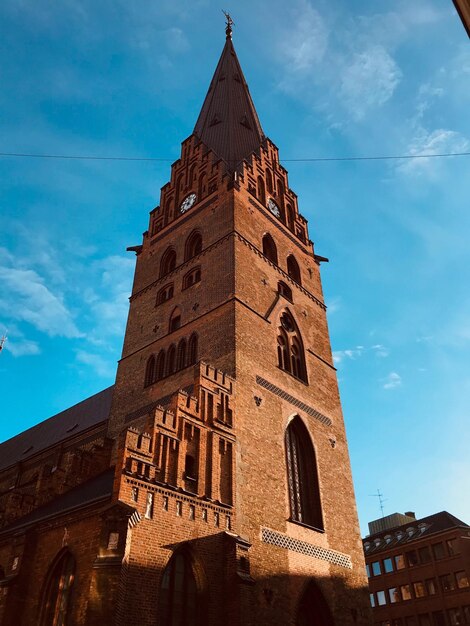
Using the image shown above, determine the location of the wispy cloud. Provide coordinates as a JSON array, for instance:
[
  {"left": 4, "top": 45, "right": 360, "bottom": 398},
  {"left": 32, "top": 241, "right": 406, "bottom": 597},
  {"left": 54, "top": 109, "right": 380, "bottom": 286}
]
[
  {"left": 372, "top": 344, "right": 389, "bottom": 358},
  {"left": 333, "top": 346, "right": 364, "bottom": 364},
  {"left": 279, "top": 1, "right": 328, "bottom": 71},
  {"left": 397, "top": 128, "right": 469, "bottom": 176},
  {"left": 76, "top": 349, "right": 116, "bottom": 378},
  {"left": 382, "top": 371, "right": 402, "bottom": 389}
]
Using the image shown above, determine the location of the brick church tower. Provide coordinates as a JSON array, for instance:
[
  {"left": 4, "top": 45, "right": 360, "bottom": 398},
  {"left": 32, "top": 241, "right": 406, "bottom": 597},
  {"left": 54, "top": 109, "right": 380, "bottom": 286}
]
[{"left": 0, "top": 20, "right": 370, "bottom": 626}]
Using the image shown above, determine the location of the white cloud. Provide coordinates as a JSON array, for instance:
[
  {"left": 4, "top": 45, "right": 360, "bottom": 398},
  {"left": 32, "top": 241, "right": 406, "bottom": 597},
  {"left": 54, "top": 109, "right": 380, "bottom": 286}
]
[
  {"left": 372, "top": 344, "right": 389, "bottom": 358},
  {"left": 398, "top": 128, "right": 469, "bottom": 175},
  {"left": 0, "top": 265, "right": 81, "bottom": 338},
  {"left": 333, "top": 346, "right": 364, "bottom": 364},
  {"left": 340, "top": 45, "right": 402, "bottom": 120},
  {"left": 279, "top": 1, "right": 328, "bottom": 71},
  {"left": 76, "top": 350, "right": 116, "bottom": 378},
  {"left": 382, "top": 371, "right": 402, "bottom": 389}
]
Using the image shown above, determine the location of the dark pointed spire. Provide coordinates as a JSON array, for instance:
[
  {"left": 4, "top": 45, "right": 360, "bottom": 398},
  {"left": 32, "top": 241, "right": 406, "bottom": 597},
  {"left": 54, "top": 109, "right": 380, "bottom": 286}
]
[{"left": 193, "top": 20, "right": 265, "bottom": 170}]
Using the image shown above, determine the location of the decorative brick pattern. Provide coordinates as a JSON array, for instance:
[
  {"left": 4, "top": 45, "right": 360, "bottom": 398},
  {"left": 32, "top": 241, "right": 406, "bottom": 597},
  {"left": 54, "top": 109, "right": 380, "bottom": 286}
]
[
  {"left": 261, "top": 527, "right": 352, "bottom": 569},
  {"left": 256, "top": 376, "right": 333, "bottom": 426}
]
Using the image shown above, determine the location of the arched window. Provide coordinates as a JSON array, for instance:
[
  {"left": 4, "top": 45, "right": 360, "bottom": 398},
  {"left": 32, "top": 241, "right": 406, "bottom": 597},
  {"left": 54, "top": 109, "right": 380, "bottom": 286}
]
[
  {"left": 185, "top": 231, "right": 202, "bottom": 261},
  {"left": 296, "top": 580, "right": 333, "bottom": 626},
  {"left": 285, "top": 417, "right": 323, "bottom": 530},
  {"left": 198, "top": 172, "right": 207, "bottom": 199},
  {"left": 156, "top": 350, "right": 166, "bottom": 381},
  {"left": 167, "top": 344, "right": 176, "bottom": 376},
  {"left": 266, "top": 169, "right": 273, "bottom": 194},
  {"left": 188, "top": 334, "right": 198, "bottom": 365},
  {"left": 277, "top": 311, "right": 307, "bottom": 382},
  {"left": 156, "top": 283, "right": 174, "bottom": 306},
  {"left": 39, "top": 549, "right": 75, "bottom": 626},
  {"left": 169, "top": 307, "right": 181, "bottom": 333},
  {"left": 144, "top": 355, "right": 156, "bottom": 387},
  {"left": 287, "top": 255, "right": 302, "bottom": 285},
  {"left": 262, "top": 234, "right": 278, "bottom": 265},
  {"left": 183, "top": 267, "right": 201, "bottom": 290},
  {"left": 257, "top": 176, "right": 266, "bottom": 205},
  {"left": 286, "top": 204, "right": 295, "bottom": 230},
  {"left": 278, "top": 281, "right": 293, "bottom": 301},
  {"left": 160, "top": 248, "right": 177, "bottom": 278},
  {"left": 159, "top": 551, "right": 199, "bottom": 626},
  {"left": 177, "top": 339, "right": 187, "bottom": 370}
]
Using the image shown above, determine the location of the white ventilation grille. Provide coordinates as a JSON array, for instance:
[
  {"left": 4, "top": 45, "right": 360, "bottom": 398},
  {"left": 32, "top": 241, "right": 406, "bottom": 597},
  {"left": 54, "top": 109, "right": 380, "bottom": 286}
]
[{"left": 261, "top": 527, "right": 352, "bottom": 569}]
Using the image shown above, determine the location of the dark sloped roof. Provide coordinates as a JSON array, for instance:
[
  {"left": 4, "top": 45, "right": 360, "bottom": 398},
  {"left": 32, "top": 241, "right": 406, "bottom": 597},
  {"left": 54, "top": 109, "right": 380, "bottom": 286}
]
[
  {"left": 363, "top": 511, "right": 469, "bottom": 555},
  {"left": 193, "top": 34, "right": 265, "bottom": 170},
  {"left": 0, "top": 387, "right": 113, "bottom": 471},
  {"left": 0, "top": 468, "right": 115, "bottom": 535}
]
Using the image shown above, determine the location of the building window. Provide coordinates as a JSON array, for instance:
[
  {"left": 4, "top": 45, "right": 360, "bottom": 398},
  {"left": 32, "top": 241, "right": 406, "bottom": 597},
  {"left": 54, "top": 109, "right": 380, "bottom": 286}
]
[
  {"left": 183, "top": 267, "right": 201, "bottom": 289},
  {"left": 184, "top": 454, "right": 197, "bottom": 480},
  {"left": 405, "top": 617, "right": 417, "bottom": 626},
  {"left": 388, "top": 587, "right": 400, "bottom": 603},
  {"left": 401, "top": 584, "right": 412, "bottom": 601},
  {"left": 185, "top": 231, "right": 202, "bottom": 261},
  {"left": 383, "top": 557, "right": 394, "bottom": 573},
  {"left": 395, "top": 554, "right": 405, "bottom": 570},
  {"left": 366, "top": 563, "right": 371, "bottom": 578},
  {"left": 371, "top": 561, "right": 381, "bottom": 576},
  {"left": 418, "top": 546, "right": 431, "bottom": 563},
  {"left": 160, "top": 247, "right": 177, "bottom": 277},
  {"left": 376, "top": 590, "right": 386, "bottom": 606},
  {"left": 145, "top": 355, "right": 157, "bottom": 387},
  {"left": 369, "top": 593, "right": 375, "bottom": 608},
  {"left": 418, "top": 616, "right": 431, "bottom": 626},
  {"left": 425, "top": 579, "right": 436, "bottom": 595},
  {"left": 188, "top": 333, "right": 198, "bottom": 365},
  {"left": 277, "top": 310, "right": 307, "bottom": 383},
  {"left": 159, "top": 552, "right": 199, "bottom": 626},
  {"left": 156, "top": 283, "right": 174, "bottom": 305},
  {"left": 257, "top": 176, "right": 266, "bottom": 205},
  {"left": 285, "top": 416, "right": 323, "bottom": 530},
  {"left": 446, "top": 538, "right": 459, "bottom": 556},
  {"left": 262, "top": 233, "right": 278, "bottom": 265},
  {"left": 177, "top": 339, "right": 187, "bottom": 370},
  {"left": 156, "top": 350, "right": 166, "bottom": 380},
  {"left": 462, "top": 607, "right": 470, "bottom": 623},
  {"left": 432, "top": 543, "right": 445, "bottom": 560},
  {"left": 39, "top": 550, "right": 75, "bottom": 626},
  {"left": 432, "top": 612, "right": 446, "bottom": 626},
  {"left": 448, "top": 608, "right": 463, "bottom": 626},
  {"left": 278, "top": 281, "right": 293, "bottom": 301},
  {"left": 455, "top": 570, "right": 469, "bottom": 589},
  {"left": 287, "top": 255, "right": 301, "bottom": 285},
  {"left": 167, "top": 344, "right": 176, "bottom": 376},
  {"left": 169, "top": 307, "right": 182, "bottom": 333},
  {"left": 413, "top": 581, "right": 426, "bottom": 598},
  {"left": 439, "top": 574, "right": 455, "bottom": 592},
  {"left": 406, "top": 550, "right": 419, "bottom": 567}
]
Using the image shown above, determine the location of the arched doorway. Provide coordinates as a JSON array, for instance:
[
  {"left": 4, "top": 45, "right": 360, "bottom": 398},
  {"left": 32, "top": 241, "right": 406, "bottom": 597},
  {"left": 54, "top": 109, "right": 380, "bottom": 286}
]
[{"left": 296, "top": 580, "right": 334, "bottom": 626}]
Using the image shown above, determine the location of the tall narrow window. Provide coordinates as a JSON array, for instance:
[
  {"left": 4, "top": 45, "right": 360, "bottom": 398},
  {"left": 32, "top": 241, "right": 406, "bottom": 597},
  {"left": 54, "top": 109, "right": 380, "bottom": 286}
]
[
  {"left": 159, "top": 551, "right": 199, "bottom": 626},
  {"left": 287, "top": 255, "right": 301, "bottom": 285},
  {"left": 39, "top": 550, "right": 75, "bottom": 626},
  {"left": 185, "top": 231, "right": 202, "bottom": 261},
  {"left": 286, "top": 204, "right": 295, "bottom": 230},
  {"left": 156, "top": 350, "right": 166, "bottom": 381},
  {"left": 266, "top": 169, "right": 273, "bottom": 194},
  {"left": 262, "top": 234, "right": 278, "bottom": 265},
  {"left": 160, "top": 248, "right": 177, "bottom": 278},
  {"left": 156, "top": 283, "right": 174, "bottom": 305},
  {"left": 277, "top": 311, "right": 307, "bottom": 382},
  {"left": 188, "top": 334, "right": 198, "bottom": 365},
  {"left": 285, "top": 417, "right": 323, "bottom": 530},
  {"left": 169, "top": 307, "right": 182, "bottom": 333},
  {"left": 177, "top": 339, "right": 187, "bottom": 370},
  {"left": 257, "top": 176, "right": 266, "bottom": 205},
  {"left": 198, "top": 173, "right": 207, "bottom": 199},
  {"left": 144, "top": 355, "right": 156, "bottom": 387},
  {"left": 167, "top": 344, "right": 176, "bottom": 376}
]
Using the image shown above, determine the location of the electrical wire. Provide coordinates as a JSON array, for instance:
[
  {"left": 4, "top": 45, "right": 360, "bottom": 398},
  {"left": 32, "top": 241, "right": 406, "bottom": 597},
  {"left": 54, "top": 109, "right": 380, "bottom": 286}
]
[{"left": 0, "top": 151, "right": 469, "bottom": 163}]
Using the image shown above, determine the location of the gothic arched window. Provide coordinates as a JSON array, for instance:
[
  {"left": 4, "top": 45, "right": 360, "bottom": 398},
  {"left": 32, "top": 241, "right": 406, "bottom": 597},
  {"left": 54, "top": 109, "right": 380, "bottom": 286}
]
[
  {"left": 159, "top": 551, "right": 199, "bottom": 626},
  {"left": 287, "top": 255, "right": 302, "bottom": 285},
  {"left": 39, "top": 549, "right": 75, "bottom": 626},
  {"left": 262, "top": 234, "right": 278, "bottom": 265},
  {"left": 167, "top": 344, "right": 176, "bottom": 376},
  {"left": 285, "top": 417, "right": 323, "bottom": 530},
  {"left": 185, "top": 231, "right": 202, "bottom": 261},
  {"left": 183, "top": 267, "right": 201, "bottom": 290},
  {"left": 257, "top": 176, "right": 266, "bottom": 205},
  {"left": 160, "top": 248, "right": 177, "bottom": 278},
  {"left": 278, "top": 281, "right": 293, "bottom": 302},
  {"left": 188, "top": 333, "right": 198, "bottom": 365},
  {"left": 144, "top": 355, "right": 156, "bottom": 387},
  {"left": 177, "top": 339, "right": 187, "bottom": 370},
  {"left": 277, "top": 311, "right": 307, "bottom": 382},
  {"left": 169, "top": 307, "right": 182, "bottom": 333},
  {"left": 156, "top": 283, "right": 174, "bottom": 306},
  {"left": 156, "top": 350, "right": 166, "bottom": 381}
]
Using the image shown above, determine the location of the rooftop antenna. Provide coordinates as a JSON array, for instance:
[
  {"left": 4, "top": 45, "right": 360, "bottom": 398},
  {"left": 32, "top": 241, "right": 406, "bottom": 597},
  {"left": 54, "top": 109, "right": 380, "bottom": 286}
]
[
  {"left": 222, "top": 10, "right": 234, "bottom": 39},
  {"left": 369, "top": 488, "right": 387, "bottom": 518}
]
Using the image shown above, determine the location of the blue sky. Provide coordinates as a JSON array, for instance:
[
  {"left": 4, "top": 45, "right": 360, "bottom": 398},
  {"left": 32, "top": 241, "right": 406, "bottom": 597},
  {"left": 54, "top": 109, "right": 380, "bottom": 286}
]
[{"left": 1, "top": 0, "right": 469, "bottom": 536}]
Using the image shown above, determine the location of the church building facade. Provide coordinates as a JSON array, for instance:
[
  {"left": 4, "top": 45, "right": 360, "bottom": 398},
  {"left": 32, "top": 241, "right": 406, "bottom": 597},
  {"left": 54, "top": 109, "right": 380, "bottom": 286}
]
[{"left": 0, "top": 23, "right": 370, "bottom": 626}]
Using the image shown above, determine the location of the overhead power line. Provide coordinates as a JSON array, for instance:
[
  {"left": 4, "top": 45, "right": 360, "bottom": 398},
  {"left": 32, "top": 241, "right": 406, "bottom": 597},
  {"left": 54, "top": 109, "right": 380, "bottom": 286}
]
[{"left": 0, "top": 150, "right": 469, "bottom": 163}]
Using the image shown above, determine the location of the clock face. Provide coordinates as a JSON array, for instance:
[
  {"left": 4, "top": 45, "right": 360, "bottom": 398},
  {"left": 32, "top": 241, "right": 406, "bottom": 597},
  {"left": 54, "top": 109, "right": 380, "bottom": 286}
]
[
  {"left": 180, "top": 193, "right": 197, "bottom": 214},
  {"left": 267, "top": 198, "right": 281, "bottom": 218}
]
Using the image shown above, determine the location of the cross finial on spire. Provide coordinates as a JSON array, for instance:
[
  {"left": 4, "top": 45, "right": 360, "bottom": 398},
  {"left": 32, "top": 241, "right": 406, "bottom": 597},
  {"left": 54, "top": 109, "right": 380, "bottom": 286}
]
[{"left": 222, "top": 10, "right": 234, "bottom": 39}]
